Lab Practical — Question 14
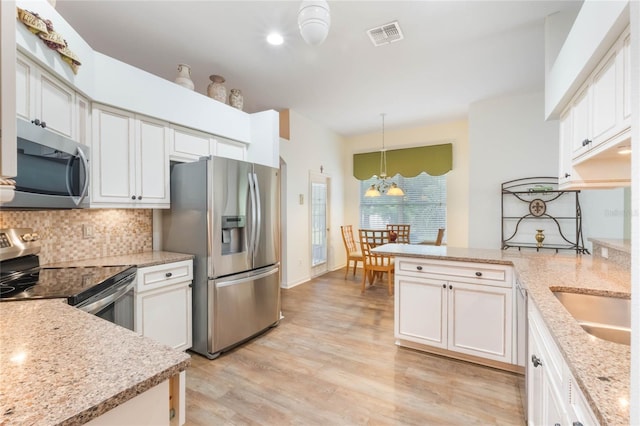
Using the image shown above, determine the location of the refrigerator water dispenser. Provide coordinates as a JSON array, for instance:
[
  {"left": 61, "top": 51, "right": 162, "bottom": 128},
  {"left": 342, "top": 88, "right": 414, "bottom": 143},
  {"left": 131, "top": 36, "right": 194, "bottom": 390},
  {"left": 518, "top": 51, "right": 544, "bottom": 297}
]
[{"left": 221, "top": 216, "right": 245, "bottom": 255}]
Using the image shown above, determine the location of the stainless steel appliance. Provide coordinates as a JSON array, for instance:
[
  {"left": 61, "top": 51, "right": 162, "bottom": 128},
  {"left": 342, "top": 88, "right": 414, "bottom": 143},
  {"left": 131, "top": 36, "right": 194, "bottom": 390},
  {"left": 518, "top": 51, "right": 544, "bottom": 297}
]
[
  {"left": 162, "top": 157, "right": 280, "bottom": 359},
  {"left": 0, "top": 228, "right": 136, "bottom": 330},
  {"left": 2, "top": 119, "right": 90, "bottom": 209}
]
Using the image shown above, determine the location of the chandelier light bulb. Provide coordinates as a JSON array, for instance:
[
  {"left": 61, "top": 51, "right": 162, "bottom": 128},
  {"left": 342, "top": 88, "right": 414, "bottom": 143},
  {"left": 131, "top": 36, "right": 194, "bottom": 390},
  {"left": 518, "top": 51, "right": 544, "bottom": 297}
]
[{"left": 298, "top": 0, "right": 331, "bottom": 46}]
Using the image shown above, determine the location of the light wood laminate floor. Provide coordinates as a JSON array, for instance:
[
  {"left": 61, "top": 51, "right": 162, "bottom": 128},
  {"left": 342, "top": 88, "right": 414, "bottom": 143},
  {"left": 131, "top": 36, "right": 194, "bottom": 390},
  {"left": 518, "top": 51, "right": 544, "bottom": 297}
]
[{"left": 185, "top": 269, "right": 525, "bottom": 425}]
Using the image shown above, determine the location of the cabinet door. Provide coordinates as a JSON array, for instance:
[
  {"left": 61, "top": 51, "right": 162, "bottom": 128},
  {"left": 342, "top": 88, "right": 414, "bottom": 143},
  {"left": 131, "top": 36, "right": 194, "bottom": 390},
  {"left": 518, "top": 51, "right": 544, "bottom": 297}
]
[
  {"left": 76, "top": 94, "right": 90, "bottom": 146},
  {"left": 37, "top": 71, "right": 75, "bottom": 139},
  {"left": 213, "top": 137, "right": 246, "bottom": 161},
  {"left": 527, "top": 327, "right": 545, "bottom": 426},
  {"left": 170, "top": 125, "right": 212, "bottom": 162},
  {"left": 16, "top": 55, "right": 33, "bottom": 122},
  {"left": 558, "top": 108, "right": 575, "bottom": 187},
  {"left": 622, "top": 32, "right": 631, "bottom": 122},
  {"left": 136, "top": 116, "right": 170, "bottom": 206},
  {"left": 590, "top": 50, "right": 617, "bottom": 146},
  {"left": 92, "top": 106, "right": 136, "bottom": 204},
  {"left": 395, "top": 276, "right": 447, "bottom": 349},
  {"left": 136, "top": 282, "right": 192, "bottom": 351},
  {"left": 447, "top": 281, "right": 512, "bottom": 363},
  {"left": 571, "top": 85, "right": 590, "bottom": 158}
]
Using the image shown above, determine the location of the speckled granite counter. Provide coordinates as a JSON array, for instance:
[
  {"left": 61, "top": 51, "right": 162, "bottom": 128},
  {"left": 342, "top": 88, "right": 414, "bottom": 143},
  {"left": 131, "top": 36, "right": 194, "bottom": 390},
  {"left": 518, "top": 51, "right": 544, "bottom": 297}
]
[
  {"left": 44, "top": 250, "right": 194, "bottom": 268},
  {"left": 373, "top": 244, "right": 631, "bottom": 425},
  {"left": 0, "top": 299, "right": 190, "bottom": 425}
]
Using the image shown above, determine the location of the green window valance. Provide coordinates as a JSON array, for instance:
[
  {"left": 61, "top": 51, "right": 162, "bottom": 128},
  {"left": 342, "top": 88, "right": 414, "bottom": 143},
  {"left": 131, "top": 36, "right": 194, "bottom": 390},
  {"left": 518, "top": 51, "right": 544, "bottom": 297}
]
[{"left": 353, "top": 143, "right": 453, "bottom": 180}]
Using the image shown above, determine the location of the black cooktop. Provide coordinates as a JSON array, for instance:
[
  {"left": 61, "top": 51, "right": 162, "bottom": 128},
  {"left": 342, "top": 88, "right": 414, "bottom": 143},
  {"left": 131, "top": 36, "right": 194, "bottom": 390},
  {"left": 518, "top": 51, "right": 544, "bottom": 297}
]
[{"left": 0, "top": 255, "right": 136, "bottom": 305}]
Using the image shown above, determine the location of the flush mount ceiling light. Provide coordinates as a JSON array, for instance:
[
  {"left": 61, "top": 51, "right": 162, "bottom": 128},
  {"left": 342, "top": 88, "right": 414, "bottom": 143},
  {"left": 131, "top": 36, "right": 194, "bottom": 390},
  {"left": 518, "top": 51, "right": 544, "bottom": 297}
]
[
  {"left": 297, "top": 0, "right": 330, "bottom": 46},
  {"left": 364, "top": 114, "right": 405, "bottom": 197},
  {"left": 266, "top": 32, "right": 284, "bottom": 46}
]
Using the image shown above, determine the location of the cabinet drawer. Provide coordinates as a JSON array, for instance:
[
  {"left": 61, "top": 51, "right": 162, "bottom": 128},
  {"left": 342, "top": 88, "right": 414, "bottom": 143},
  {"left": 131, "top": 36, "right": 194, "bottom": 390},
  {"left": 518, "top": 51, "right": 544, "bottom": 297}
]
[
  {"left": 396, "top": 258, "right": 512, "bottom": 287},
  {"left": 137, "top": 260, "right": 193, "bottom": 292}
]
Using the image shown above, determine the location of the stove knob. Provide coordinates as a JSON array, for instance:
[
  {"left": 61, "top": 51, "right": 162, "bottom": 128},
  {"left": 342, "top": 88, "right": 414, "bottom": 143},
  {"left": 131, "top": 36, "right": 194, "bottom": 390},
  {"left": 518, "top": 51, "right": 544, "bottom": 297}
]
[{"left": 21, "top": 233, "right": 33, "bottom": 242}]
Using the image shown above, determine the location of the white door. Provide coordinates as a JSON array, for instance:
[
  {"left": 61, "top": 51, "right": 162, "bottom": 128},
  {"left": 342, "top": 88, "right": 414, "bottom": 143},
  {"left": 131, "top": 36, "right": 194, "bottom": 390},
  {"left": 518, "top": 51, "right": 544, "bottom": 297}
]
[
  {"left": 136, "top": 115, "right": 170, "bottom": 205},
  {"left": 395, "top": 276, "right": 447, "bottom": 349},
  {"left": 92, "top": 106, "right": 136, "bottom": 204},
  {"left": 310, "top": 172, "right": 329, "bottom": 277},
  {"left": 447, "top": 281, "right": 512, "bottom": 363},
  {"left": 136, "top": 282, "right": 192, "bottom": 351}
]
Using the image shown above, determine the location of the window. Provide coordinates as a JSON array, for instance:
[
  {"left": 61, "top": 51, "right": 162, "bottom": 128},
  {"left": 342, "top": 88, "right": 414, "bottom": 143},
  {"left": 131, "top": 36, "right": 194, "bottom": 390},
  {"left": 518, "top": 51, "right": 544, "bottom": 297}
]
[{"left": 359, "top": 172, "right": 446, "bottom": 244}]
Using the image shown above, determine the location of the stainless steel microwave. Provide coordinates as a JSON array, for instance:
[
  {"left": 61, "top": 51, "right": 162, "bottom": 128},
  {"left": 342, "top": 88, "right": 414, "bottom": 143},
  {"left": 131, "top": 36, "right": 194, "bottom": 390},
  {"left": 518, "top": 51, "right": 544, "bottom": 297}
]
[{"left": 2, "top": 119, "right": 90, "bottom": 209}]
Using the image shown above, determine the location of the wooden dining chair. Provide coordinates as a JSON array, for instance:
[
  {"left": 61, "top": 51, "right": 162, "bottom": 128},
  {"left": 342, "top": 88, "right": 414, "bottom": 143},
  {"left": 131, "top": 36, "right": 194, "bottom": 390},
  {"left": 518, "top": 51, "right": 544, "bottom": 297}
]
[
  {"left": 420, "top": 228, "right": 445, "bottom": 246},
  {"left": 340, "top": 225, "right": 364, "bottom": 279},
  {"left": 386, "top": 224, "right": 411, "bottom": 243},
  {"left": 359, "top": 229, "right": 394, "bottom": 295}
]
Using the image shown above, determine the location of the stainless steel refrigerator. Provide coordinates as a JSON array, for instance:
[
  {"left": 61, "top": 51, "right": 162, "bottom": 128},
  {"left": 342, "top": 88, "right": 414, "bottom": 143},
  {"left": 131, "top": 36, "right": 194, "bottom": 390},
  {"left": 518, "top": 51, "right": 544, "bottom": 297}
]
[{"left": 162, "top": 156, "right": 280, "bottom": 359}]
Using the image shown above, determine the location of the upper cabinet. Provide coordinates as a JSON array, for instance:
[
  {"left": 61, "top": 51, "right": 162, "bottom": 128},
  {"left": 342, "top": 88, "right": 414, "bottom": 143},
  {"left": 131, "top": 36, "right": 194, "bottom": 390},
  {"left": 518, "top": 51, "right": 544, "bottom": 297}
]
[
  {"left": 16, "top": 53, "right": 89, "bottom": 144},
  {"left": 557, "top": 26, "right": 631, "bottom": 189},
  {"left": 91, "top": 105, "right": 170, "bottom": 208}
]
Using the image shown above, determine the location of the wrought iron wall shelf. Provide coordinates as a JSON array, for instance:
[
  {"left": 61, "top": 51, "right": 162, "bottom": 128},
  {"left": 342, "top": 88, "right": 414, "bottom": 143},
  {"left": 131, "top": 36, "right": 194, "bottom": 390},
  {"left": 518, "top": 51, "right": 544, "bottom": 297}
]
[{"left": 501, "top": 177, "right": 588, "bottom": 254}]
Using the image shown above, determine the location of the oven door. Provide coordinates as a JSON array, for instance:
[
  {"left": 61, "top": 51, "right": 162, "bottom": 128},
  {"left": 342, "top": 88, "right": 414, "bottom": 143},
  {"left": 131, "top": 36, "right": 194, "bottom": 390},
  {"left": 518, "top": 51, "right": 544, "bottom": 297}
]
[{"left": 74, "top": 273, "right": 136, "bottom": 331}]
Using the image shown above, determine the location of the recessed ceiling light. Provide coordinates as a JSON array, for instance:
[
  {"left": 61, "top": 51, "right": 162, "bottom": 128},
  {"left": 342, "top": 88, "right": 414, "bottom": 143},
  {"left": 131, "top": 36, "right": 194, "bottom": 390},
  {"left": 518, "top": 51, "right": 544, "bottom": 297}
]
[{"left": 267, "top": 33, "right": 284, "bottom": 46}]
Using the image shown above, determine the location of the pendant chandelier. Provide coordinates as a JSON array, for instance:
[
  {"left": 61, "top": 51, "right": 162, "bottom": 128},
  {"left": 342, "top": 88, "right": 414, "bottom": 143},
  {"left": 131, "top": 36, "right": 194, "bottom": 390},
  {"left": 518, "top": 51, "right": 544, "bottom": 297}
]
[{"left": 364, "top": 114, "right": 405, "bottom": 197}]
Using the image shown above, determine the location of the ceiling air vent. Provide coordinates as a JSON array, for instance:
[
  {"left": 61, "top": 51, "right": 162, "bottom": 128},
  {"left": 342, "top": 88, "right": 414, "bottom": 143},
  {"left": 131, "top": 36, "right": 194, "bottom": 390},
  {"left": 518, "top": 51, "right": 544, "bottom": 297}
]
[{"left": 367, "top": 21, "right": 403, "bottom": 47}]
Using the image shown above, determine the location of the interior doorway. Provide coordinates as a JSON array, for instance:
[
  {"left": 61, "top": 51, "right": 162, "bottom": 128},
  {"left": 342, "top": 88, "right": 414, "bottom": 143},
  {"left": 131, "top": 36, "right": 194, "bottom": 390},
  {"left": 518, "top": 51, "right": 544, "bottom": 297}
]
[{"left": 310, "top": 172, "right": 330, "bottom": 277}]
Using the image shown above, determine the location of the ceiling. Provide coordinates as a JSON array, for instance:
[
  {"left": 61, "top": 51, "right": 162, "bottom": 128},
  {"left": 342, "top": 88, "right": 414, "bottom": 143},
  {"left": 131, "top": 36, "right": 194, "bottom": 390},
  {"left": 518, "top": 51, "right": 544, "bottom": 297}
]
[{"left": 55, "top": 1, "right": 583, "bottom": 137}]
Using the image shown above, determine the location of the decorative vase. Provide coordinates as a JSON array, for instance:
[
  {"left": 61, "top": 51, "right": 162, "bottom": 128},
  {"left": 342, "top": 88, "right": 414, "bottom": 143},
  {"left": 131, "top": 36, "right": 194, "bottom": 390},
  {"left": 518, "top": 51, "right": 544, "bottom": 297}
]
[
  {"left": 174, "top": 64, "right": 194, "bottom": 90},
  {"left": 229, "top": 89, "right": 244, "bottom": 111},
  {"left": 207, "top": 75, "right": 227, "bottom": 103},
  {"left": 535, "top": 229, "right": 545, "bottom": 248}
]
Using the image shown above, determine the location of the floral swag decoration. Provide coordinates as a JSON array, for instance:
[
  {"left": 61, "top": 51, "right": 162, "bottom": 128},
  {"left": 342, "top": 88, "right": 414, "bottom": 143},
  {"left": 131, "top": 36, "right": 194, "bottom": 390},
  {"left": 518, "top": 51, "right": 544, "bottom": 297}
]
[{"left": 17, "top": 7, "right": 82, "bottom": 74}]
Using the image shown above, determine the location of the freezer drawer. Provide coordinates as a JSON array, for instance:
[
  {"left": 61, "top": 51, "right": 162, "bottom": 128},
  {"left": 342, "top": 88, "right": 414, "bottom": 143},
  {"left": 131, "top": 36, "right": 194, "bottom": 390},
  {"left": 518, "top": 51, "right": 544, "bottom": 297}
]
[{"left": 208, "top": 265, "right": 280, "bottom": 355}]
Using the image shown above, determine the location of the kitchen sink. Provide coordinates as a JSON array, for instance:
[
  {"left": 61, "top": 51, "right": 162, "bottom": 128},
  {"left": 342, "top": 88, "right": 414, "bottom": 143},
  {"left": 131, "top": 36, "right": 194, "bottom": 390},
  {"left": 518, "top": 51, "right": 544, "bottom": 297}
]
[{"left": 552, "top": 290, "right": 631, "bottom": 345}]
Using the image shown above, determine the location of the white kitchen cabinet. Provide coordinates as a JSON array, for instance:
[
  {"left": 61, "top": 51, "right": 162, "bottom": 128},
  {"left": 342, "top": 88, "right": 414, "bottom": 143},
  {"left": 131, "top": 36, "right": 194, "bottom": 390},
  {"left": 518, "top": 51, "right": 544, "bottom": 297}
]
[
  {"left": 395, "top": 258, "right": 514, "bottom": 366},
  {"left": 135, "top": 260, "right": 193, "bottom": 352},
  {"left": 170, "top": 125, "right": 212, "bottom": 162},
  {"left": 213, "top": 136, "right": 247, "bottom": 161},
  {"left": 527, "top": 301, "right": 598, "bottom": 426},
  {"left": 16, "top": 53, "right": 81, "bottom": 141},
  {"left": 558, "top": 26, "right": 631, "bottom": 190},
  {"left": 92, "top": 105, "right": 170, "bottom": 208},
  {"left": 170, "top": 124, "right": 247, "bottom": 163}
]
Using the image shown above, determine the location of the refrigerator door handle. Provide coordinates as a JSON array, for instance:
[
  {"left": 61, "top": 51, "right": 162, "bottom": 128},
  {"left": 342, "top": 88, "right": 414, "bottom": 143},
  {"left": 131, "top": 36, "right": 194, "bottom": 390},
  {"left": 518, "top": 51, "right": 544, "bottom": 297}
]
[
  {"left": 247, "top": 172, "right": 257, "bottom": 259},
  {"left": 253, "top": 172, "right": 262, "bottom": 255},
  {"left": 215, "top": 266, "right": 279, "bottom": 288}
]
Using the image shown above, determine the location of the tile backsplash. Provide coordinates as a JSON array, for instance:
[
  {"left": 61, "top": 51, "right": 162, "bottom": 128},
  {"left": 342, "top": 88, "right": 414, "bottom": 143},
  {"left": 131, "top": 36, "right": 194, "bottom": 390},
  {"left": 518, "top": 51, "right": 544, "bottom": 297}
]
[{"left": 0, "top": 209, "right": 152, "bottom": 265}]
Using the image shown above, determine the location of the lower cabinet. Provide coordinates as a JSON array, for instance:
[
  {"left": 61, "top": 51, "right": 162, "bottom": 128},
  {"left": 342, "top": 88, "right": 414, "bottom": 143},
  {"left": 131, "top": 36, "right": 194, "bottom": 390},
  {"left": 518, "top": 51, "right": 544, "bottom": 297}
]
[
  {"left": 395, "top": 257, "right": 515, "bottom": 367},
  {"left": 86, "top": 371, "right": 186, "bottom": 426},
  {"left": 135, "top": 260, "right": 193, "bottom": 351},
  {"left": 527, "top": 301, "right": 598, "bottom": 426}
]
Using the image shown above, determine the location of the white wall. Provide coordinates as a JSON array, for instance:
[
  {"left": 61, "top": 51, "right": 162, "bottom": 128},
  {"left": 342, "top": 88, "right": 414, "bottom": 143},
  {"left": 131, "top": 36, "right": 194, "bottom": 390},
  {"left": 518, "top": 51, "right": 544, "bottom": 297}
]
[
  {"left": 279, "top": 110, "right": 346, "bottom": 288},
  {"left": 344, "top": 120, "right": 470, "bottom": 248},
  {"left": 468, "top": 92, "right": 559, "bottom": 249},
  {"left": 468, "top": 91, "right": 627, "bottom": 250}
]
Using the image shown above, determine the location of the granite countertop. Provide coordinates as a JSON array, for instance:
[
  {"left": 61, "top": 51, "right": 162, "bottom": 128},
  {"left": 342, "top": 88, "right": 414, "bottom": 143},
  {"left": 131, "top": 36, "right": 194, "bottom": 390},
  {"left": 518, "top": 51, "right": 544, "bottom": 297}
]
[
  {"left": 44, "top": 251, "right": 194, "bottom": 268},
  {"left": 373, "top": 244, "right": 631, "bottom": 425},
  {"left": 0, "top": 299, "right": 191, "bottom": 425}
]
